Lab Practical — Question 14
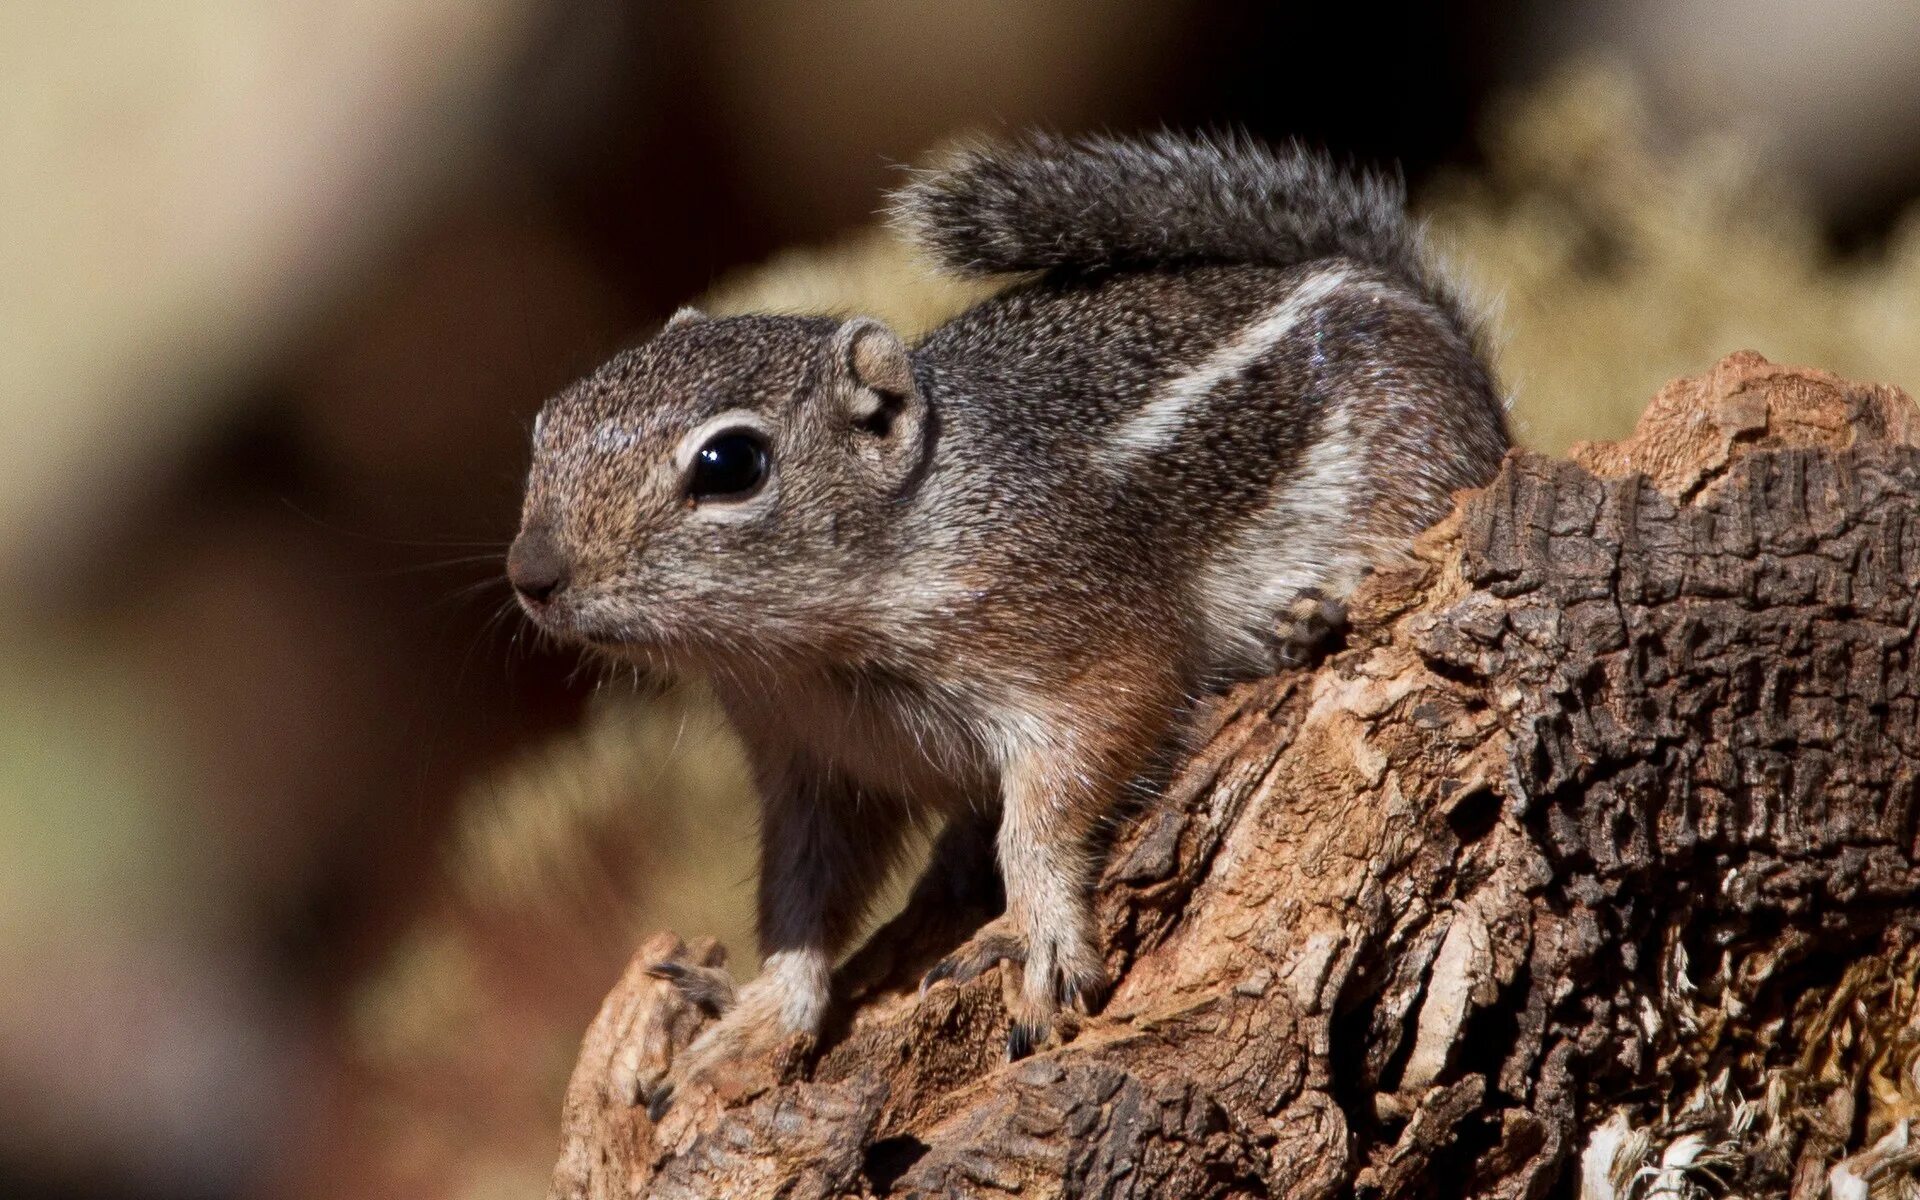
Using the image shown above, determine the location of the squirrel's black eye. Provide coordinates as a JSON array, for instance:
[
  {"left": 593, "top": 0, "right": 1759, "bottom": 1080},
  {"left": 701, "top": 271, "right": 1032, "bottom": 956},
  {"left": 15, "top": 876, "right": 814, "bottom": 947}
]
[{"left": 688, "top": 430, "right": 769, "bottom": 500}]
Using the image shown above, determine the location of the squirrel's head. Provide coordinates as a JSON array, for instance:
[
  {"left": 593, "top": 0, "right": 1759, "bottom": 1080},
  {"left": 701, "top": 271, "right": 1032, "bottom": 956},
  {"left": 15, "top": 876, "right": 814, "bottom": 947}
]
[{"left": 509, "top": 309, "right": 932, "bottom": 667}]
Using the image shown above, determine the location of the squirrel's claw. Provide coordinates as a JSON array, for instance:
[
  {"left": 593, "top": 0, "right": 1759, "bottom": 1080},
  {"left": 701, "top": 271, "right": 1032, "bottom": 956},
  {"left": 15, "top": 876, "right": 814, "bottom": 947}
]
[
  {"left": 1003, "top": 961, "right": 1106, "bottom": 1060},
  {"left": 647, "top": 959, "right": 738, "bottom": 1016},
  {"left": 1061, "top": 971, "right": 1110, "bottom": 1016},
  {"left": 644, "top": 1083, "right": 675, "bottom": 1122},
  {"left": 917, "top": 957, "right": 960, "bottom": 996},
  {"left": 1006, "top": 1020, "right": 1041, "bottom": 1061},
  {"left": 919, "top": 922, "right": 1028, "bottom": 996}
]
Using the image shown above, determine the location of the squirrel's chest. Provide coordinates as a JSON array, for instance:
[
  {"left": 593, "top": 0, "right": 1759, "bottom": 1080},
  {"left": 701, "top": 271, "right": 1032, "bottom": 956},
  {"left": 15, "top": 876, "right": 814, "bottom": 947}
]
[{"left": 717, "top": 669, "right": 1003, "bottom": 809}]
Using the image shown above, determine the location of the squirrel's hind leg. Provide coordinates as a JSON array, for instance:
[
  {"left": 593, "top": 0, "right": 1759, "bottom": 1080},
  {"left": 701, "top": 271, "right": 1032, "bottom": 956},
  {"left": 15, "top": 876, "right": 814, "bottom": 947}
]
[{"left": 1259, "top": 587, "right": 1349, "bottom": 671}]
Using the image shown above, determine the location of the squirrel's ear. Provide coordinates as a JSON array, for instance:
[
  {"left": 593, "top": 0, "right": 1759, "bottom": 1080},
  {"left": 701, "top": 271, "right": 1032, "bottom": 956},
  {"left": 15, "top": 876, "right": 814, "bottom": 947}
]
[
  {"left": 825, "top": 317, "right": 929, "bottom": 486},
  {"left": 665, "top": 305, "right": 709, "bottom": 329},
  {"left": 827, "top": 317, "right": 917, "bottom": 427},
  {"left": 831, "top": 318, "right": 913, "bottom": 402}
]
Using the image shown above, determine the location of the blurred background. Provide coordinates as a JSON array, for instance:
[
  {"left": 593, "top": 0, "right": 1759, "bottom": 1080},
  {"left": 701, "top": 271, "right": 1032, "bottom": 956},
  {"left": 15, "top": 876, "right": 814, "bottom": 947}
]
[{"left": 6, "top": 2, "right": 1920, "bottom": 1197}]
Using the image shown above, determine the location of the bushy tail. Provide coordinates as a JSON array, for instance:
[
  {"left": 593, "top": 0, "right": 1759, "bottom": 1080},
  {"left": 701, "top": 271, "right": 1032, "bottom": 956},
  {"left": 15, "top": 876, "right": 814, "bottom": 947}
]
[{"left": 891, "top": 131, "right": 1432, "bottom": 288}]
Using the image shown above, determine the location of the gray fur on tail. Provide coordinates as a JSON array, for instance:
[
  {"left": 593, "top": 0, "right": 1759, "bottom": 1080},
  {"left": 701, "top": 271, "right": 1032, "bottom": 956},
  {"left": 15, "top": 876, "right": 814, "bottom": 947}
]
[{"left": 891, "top": 130, "right": 1430, "bottom": 287}]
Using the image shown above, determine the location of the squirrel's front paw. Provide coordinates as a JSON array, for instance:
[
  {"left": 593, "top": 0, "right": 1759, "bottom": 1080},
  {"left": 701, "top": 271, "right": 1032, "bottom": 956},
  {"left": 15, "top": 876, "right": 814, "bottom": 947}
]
[
  {"left": 920, "top": 915, "right": 1107, "bottom": 1059},
  {"left": 644, "top": 951, "right": 825, "bottom": 1120}
]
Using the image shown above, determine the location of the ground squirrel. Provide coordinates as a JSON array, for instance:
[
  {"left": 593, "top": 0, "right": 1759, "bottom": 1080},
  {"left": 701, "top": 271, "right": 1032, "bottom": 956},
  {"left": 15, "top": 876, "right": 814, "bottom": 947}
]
[{"left": 507, "top": 131, "right": 1510, "bottom": 1108}]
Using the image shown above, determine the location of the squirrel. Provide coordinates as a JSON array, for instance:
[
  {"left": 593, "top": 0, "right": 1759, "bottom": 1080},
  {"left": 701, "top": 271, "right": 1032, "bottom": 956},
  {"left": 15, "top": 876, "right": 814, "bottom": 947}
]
[{"left": 506, "top": 131, "right": 1511, "bottom": 1108}]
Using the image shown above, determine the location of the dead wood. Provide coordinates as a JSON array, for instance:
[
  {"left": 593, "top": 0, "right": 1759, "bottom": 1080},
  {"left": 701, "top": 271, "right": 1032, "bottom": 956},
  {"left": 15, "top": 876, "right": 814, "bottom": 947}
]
[{"left": 550, "top": 352, "right": 1920, "bottom": 1199}]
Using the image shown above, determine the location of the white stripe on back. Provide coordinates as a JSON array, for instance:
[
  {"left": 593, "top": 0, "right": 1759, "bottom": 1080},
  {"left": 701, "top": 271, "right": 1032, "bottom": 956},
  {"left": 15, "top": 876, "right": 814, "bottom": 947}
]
[{"left": 1099, "top": 264, "right": 1354, "bottom": 466}]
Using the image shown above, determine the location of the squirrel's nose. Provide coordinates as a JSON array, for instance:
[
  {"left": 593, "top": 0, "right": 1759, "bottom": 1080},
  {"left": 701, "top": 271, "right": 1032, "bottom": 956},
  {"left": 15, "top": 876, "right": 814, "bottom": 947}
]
[{"left": 507, "top": 528, "right": 570, "bottom": 605}]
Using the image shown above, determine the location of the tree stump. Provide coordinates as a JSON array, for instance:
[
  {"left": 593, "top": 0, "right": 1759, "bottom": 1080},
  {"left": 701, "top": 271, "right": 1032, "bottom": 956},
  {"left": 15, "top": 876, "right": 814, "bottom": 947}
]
[{"left": 549, "top": 352, "right": 1920, "bottom": 1200}]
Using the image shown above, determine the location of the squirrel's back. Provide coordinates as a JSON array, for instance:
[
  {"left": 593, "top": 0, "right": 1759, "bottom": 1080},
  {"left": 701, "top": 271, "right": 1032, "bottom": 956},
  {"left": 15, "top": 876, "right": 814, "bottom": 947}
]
[{"left": 892, "top": 132, "right": 1509, "bottom": 679}]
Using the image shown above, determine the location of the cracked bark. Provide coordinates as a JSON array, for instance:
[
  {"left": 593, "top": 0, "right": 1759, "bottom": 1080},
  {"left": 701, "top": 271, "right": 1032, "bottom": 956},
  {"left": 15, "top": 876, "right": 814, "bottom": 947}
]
[{"left": 549, "top": 352, "right": 1920, "bottom": 1199}]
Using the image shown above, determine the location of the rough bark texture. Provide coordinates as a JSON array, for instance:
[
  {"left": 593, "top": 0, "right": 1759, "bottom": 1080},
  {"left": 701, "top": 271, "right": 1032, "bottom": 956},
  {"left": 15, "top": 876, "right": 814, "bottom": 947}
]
[{"left": 550, "top": 352, "right": 1920, "bottom": 1200}]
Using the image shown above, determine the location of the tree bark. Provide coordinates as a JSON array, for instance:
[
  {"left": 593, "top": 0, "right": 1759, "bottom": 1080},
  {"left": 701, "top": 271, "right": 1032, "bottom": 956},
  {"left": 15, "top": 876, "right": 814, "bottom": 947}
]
[{"left": 549, "top": 352, "right": 1920, "bottom": 1200}]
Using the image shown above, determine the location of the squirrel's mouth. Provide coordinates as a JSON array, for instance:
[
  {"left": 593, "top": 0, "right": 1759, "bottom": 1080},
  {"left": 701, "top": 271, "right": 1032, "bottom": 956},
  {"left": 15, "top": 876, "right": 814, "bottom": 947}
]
[
  {"left": 518, "top": 596, "right": 669, "bottom": 658},
  {"left": 512, "top": 591, "right": 596, "bottom": 643}
]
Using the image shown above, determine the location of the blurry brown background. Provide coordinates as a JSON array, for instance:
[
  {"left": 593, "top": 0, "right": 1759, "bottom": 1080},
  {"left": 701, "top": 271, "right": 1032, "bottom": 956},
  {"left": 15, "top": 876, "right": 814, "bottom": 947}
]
[{"left": 6, "top": 3, "right": 1920, "bottom": 1198}]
